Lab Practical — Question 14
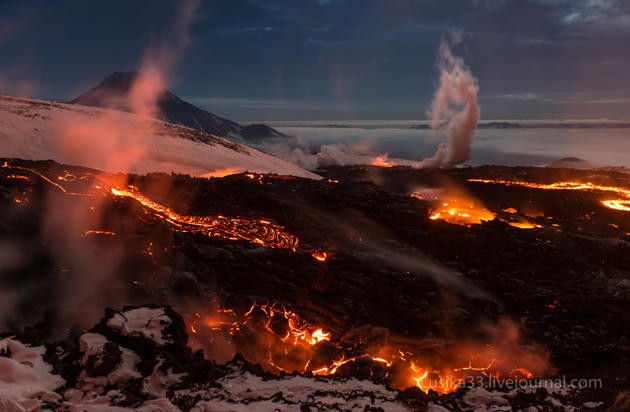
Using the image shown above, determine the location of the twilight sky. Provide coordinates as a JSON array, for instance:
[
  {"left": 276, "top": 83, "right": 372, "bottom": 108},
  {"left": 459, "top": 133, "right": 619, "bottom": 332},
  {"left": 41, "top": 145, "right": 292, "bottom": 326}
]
[{"left": 1, "top": 0, "right": 629, "bottom": 120}]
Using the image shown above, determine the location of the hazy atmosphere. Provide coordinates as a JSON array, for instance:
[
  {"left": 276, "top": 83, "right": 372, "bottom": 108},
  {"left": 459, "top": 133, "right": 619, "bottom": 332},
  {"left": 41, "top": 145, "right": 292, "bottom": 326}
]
[
  {"left": 2, "top": 0, "right": 630, "bottom": 120},
  {"left": 0, "top": 2, "right": 629, "bottom": 410}
]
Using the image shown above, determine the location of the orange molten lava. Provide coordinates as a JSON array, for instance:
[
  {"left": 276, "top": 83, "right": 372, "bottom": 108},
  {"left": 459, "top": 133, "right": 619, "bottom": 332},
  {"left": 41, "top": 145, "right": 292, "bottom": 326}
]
[
  {"left": 371, "top": 154, "right": 395, "bottom": 167},
  {"left": 200, "top": 168, "right": 242, "bottom": 178},
  {"left": 188, "top": 302, "right": 546, "bottom": 394},
  {"left": 602, "top": 199, "right": 630, "bottom": 212},
  {"left": 506, "top": 221, "right": 540, "bottom": 229},
  {"left": 81, "top": 230, "right": 116, "bottom": 237},
  {"left": 2, "top": 163, "right": 328, "bottom": 257},
  {"left": 311, "top": 251, "right": 327, "bottom": 261},
  {"left": 110, "top": 187, "right": 299, "bottom": 250},
  {"left": 254, "top": 303, "right": 332, "bottom": 346},
  {"left": 6, "top": 174, "right": 30, "bottom": 181},
  {"left": 469, "top": 178, "right": 630, "bottom": 213},
  {"left": 425, "top": 198, "right": 495, "bottom": 226}
]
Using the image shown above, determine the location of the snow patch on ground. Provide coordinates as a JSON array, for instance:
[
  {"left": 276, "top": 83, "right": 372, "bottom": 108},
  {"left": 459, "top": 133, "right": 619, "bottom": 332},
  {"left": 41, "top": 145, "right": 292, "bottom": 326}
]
[
  {"left": 181, "top": 368, "right": 412, "bottom": 411},
  {"left": 0, "top": 337, "right": 65, "bottom": 410},
  {"left": 106, "top": 308, "right": 173, "bottom": 346},
  {"left": 0, "top": 94, "right": 320, "bottom": 179},
  {"left": 143, "top": 358, "right": 186, "bottom": 398}
]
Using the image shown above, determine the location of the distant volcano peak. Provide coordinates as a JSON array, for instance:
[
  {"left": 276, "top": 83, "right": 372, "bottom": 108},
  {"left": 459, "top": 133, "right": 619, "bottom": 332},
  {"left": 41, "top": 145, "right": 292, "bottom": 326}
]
[
  {"left": 95, "top": 71, "right": 142, "bottom": 91},
  {"left": 72, "top": 71, "right": 157, "bottom": 106},
  {"left": 71, "top": 71, "right": 285, "bottom": 141}
]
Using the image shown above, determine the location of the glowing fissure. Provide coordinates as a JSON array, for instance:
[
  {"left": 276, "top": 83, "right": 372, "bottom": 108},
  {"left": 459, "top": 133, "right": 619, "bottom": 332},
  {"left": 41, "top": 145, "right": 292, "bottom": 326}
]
[
  {"left": 81, "top": 230, "right": 116, "bottom": 237},
  {"left": 188, "top": 302, "right": 540, "bottom": 394},
  {"left": 2, "top": 162, "right": 328, "bottom": 256},
  {"left": 110, "top": 187, "right": 299, "bottom": 250},
  {"left": 468, "top": 178, "right": 630, "bottom": 212},
  {"left": 2, "top": 162, "right": 84, "bottom": 196}
]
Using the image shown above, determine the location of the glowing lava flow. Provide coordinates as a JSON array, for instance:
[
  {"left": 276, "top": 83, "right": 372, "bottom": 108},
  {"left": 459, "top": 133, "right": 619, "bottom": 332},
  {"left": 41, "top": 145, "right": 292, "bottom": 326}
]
[
  {"left": 81, "top": 230, "right": 116, "bottom": 237},
  {"left": 254, "top": 303, "right": 331, "bottom": 346},
  {"left": 469, "top": 178, "right": 630, "bottom": 212},
  {"left": 602, "top": 199, "right": 630, "bottom": 212},
  {"left": 188, "top": 303, "right": 540, "bottom": 394},
  {"left": 311, "top": 250, "right": 328, "bottom": 262},
  {"left": 428, "top": 200, "right": 495, "bottom": 225},
  {"left": 2, "top": 162, "right": 76, "bottom": 195},
  {"left": 411, "top": 193, "right": 496, "bottom": 226},
  {"left": 110, "top": 187, "right": 299, "bottom": 250},
  {"left": 505, "top": 221, "right": 540, "bottom": 229},
  {"left": 1, "top": 162, "right": 326, "bottom": 255}
]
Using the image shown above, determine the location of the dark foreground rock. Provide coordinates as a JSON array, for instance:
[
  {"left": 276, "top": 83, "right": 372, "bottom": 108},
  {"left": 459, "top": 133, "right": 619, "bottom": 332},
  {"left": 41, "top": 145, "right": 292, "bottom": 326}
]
[{"left": 1, "top": 159, "right": 629, "bottom": 410}]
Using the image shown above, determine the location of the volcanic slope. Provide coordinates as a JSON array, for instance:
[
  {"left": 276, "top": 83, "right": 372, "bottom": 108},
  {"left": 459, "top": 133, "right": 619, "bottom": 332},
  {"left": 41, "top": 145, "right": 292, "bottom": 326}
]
[
  {"left": 0, "top": 94, "right": 319, "bottom": 179},
  {"left": 1, "top": 160, "right": 629, "bottom": 410}
]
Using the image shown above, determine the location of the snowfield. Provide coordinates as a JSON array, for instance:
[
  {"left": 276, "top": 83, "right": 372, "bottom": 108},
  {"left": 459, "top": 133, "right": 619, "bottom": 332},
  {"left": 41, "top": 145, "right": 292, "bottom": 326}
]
[{"left": 0, "top": 94, "right": 320, "bottom": 179}]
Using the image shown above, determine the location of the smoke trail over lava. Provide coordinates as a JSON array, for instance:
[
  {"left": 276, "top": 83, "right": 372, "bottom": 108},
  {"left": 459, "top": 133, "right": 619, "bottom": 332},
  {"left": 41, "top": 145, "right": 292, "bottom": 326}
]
[
  {"left": 52, "top": 0, "right": 200, "bottom": 173},
  {"left": 129, "top": 0, "right": 199, "bottom": 118},
  {"left": 33, "top": 0, "right": 202, "bottom": 330},
  {"left": 422, "top": 34, "right": 480, "bottom": 168}
]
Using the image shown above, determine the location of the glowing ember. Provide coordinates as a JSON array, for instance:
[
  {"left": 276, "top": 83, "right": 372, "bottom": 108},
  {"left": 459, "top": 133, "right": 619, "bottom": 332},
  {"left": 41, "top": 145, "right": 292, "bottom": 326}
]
[
  {"left": 311, "top": 250, "right": 327, "bottom": 261},
  {"left": 371, "top": 154, "right": 395, "bottom": 167},
  {"left": 505, "top": 221, "right": 540, "bottom": 229},
  {"left": 6, "top": 174, "right": 30, "bottom": 181},
  {"left": 81, "top": 230, "right": 116, "bottom": 237},
  {"left": 244, "top": 173, "right": 266, "bottom": 184},
  {"left": 110, "top": 187, "right": 299, "bottom": 250},
  {"left": 256, "top": 303, "right": 331, "bottom": 346},
  {"left": 309, "top": 329, "right": 331, "bottom": 344}
]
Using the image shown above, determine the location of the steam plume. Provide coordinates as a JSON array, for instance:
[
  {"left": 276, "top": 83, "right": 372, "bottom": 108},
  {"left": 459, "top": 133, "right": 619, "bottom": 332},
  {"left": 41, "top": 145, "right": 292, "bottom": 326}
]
[
  {"left": 53, "top": 0, "right": 200, "bottom": 172},
  {"left": 422, "top": 35, "right": 480, "bottom": 168},
  {"left": 40, "top": 0, "right": 201, "bottom": 330},
  {"left": 129, "top": 0, "right": 199, "bottom": 118},
  {"left": 261, "top": 35, "right": 480, "bottom": 171}
]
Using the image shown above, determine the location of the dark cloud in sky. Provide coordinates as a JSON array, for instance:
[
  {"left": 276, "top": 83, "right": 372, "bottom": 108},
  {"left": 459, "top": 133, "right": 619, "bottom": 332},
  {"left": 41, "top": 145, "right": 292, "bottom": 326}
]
[{"left": 0, "top": 0, "right": 629, "bottom": 120}]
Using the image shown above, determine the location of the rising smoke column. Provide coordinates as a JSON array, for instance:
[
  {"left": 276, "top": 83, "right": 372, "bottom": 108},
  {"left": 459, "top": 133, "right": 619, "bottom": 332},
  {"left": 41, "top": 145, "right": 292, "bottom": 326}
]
[
  {"left": 279, "top": 35, "right": 480, "bottom": 171},
  {"left": 129, "top": 0, "right": 199, "bottom": 118},
  {"left": 53, "top": 0, "right": 200, "bottom": 172},
  {"left": 422, "top": 36, "right": 480, "bottom": 168},
  {"left": 43, "top": 0, "right": 201, "bottom": 330}
]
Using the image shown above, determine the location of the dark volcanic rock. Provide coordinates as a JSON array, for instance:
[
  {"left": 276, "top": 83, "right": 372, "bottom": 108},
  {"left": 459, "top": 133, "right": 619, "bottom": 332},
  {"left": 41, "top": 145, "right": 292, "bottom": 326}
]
[
  {"left": 241, "top": 123, "right": 285, "bottom": 140},
  {"left": 1, "top": 159, "right": 629, "bottom": 410}
]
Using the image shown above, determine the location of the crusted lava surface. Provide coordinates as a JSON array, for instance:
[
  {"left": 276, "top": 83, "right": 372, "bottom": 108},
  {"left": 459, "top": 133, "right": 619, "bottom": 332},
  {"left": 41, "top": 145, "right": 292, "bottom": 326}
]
[{"left": 1, "top": 159, "right": 629, "bottom": 410}]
